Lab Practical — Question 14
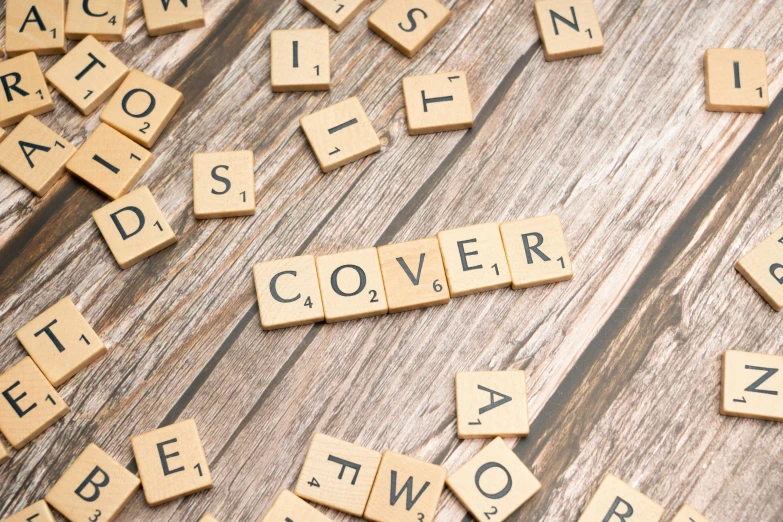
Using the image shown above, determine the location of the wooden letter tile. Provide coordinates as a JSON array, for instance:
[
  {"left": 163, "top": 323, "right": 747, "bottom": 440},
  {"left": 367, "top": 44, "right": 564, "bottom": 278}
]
[
  {"left": 199, "top": 515, "right": 221, "bottom": 522},
  {"left": 671, "top": 504, "right": 710, "bottom": 522},
  {"left": 261, "top": 490, "right": 333, "bottom": 522},
  {"left": 65, "top": 0, "right": 128, "bottom": 41},
  {"left": 0, "top": 440, "right": 9, "bottom": 466},
  {"left": 193, "top": 151, "right": 256, "bottom": 219},
  {"left": 402, "top": 72, "right": 472, "bottom": 136},
  {"left": 100, "top": 70, "right": 184, "bottom": 148},
  {"left": 271, "top": 28, "right": 330, "bottom": 92},
  {"left": 253, "top": 255, "right": 325, "bottom": 330},
  {"left": 721, "top": 350, "right": 782, "bottom": 422},
  {"left": 364, "top": 451, "right": 447, "bottom": 522},
  {"left": 294, "top": 433, "right": 381, "bottom": 516},
  {"left": 5, "top": 0, "right": 66, "bottom": 56},
  {"left": 141, "top": 0, "right": 205, "bottom": 36},
  {"left": 16, "top": 297, "right": 107, "bottom": 387},
  {"left": 378, "top": 237, "right": 450, "bottom": 313},
  {"left": 1, "top": 501, "right": 56, "bottom": 522},
  {"left": 66, "top": 123, "right": 153, "bottom": 200},
  {"left": 577, "top": 474, "right": 664, "bottom": 522},
  {"left": 298, "top": 0, "right": 368, "bottom": 31},
  {"left": 300, "top": 96, "right": 381, "bottom": 172},
  {"left": 315, "top": 248, "right": 388, "bottom": 322},
  {"left": 131, "top": 419, "right": 212, "bottom": 506},
  {"left": 0, "top": 357, "right": 69, "bottom": 449},
  {"left": 500, "top": 214, "right": 573, "bottom": 289},
  {"left": 735, "top": 224, "right": 783, "bottom": 311},
  {"left": 92, "top": 186, "right": 177, "bottom": 269},
  {"left": 534, "top": 0, "right": 604, "bottom": 61},
  {"left": 45, "top": 443, "right": 141, "bottom": 522},
  {"left": 705, "top": 49, "right": 768, "bottom": 113},
  {"left": 0, "top": 115, "right": 76, "bottom": 197},
  {"left": 0, "top": 53, "right": 54, "bottom": 127},
  {"left": 437, "top": 223, "right": 511, "bottom": 297},
  {"left": 45, "top": 36, "right": 130, "bottom": 115},
  {"left": 447, "top": 437, "right": 540, "bottom": 522},
  {"left": 455, "top": 371, "right": 529, "bottom": 439},
  {"left": 368, "top": 0, "right": 451, "bottom": 58}
]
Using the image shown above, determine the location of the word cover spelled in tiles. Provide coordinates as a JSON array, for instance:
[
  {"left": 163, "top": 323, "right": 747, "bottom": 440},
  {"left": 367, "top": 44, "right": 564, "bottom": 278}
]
[
  {"left": 402, "top": 71, "right": 473, "bottom": 135},
  {"left": 378, "top": 237, "right": 450, "bottom": 313},
  {"left": 577, "top": 474, "right": 664, "bottom": 522},
  {"left": 0, "top": 52, "right": 55, "bottom": 127},
  {"left": 368, "top": 0, "right": 451, "bottom": 58},
  {"left": 66, "top": 0, "right": 128, "bottom": 41},
  {"left": 534, "top": 0, "right": 603, "bottom": 61},
  {"left": 735, "top": 223, "right": 783, "bottom": 311},
  {"left": 141, "top": 0, "right": 205, "bottom": 36},
  {"left": 316, "top": 248, "right": 389, "bottom": 322},
  {"left": 721, "top": 350, "right": 782, "bottom": 422},
  {"left": 261, "top": 490, "right": 333, "bottom": 522},
  {"left": 271, "top": 28, "right": 331, "bottom": 92},
  {"left": 298, "top": 0, "right": 368, "bottom": 31},
  {"left": 456, "top": 370, "right": 529, "bottom": 439},
  {"left": 5, "top": 0, "right": 66, "bottom": 56},
  {"left": 1, "top": 501, "right": 56, "bottom": 522},
  {"left": 254, "top": 255, "right": 325, "bottom": 330},
  {"left": 705, "top": 48, "right": 768, "bottom": 113},
  {"left": 193, "top": 151, "right": 256, "bottom": 219}
]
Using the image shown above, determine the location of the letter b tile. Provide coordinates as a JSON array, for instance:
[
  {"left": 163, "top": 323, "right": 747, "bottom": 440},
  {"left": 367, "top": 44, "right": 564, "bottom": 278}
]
[
  {"left": 735, "top": 224, "right": 783, "bottom": 311},
  {"left": 577, "top": 474, "right": 664, "bottom": 522},
  {"left": 437, "top": 223, "right": 511, "bottom": 297},
  {"left": 315, "top": 248, "right": 388, "bottom": 322},
  {"left": 253, "top": 255, "right": 325, "bottom": 330}
]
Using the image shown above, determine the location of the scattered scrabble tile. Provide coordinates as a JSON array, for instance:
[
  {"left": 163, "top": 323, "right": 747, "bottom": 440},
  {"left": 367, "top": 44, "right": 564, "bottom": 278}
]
[
  {"left": 735, "top": 224, "right": 783, "bottom": 310},
  {"left": 45, "top": 443, "right": 141, "bottom": 522},
  {"left": 368, "top": 0, "right": 451, "bottom": 58},
  {"left": 271, "top": 28, "right": 330, "bottom": 93},
  {"left": 455, "top": 371, "right": 529, "bottom": 439},
  {"left": 298, "top": 0, "right": 368, "bottom": 31},
  {"left": 92, "top": 186, "right": 177, "bottom": 269},
  {"left": 294, "top": 433, "right": 382, "bottom": 516},
  {"left": 5, "top": 0, "right": 66, "bottom": 56},
  {"left": 66, "top": 123, "right": 153, "bottom": 200},
  {"left": 65, "top": 0, "right": 128, "bottom": 41},
  {"left": 0, "top": 115, "right": 76, "bottom": 197},
  {"left": 299, "top": 96, "right": 381, "bottom": 173},
  {"left": 15, "top": 297, "right": 106, "bottom": 387},
  {"left": 315, "top": 248, "right": 389, "bottom": 322},
  {"left": 261, "top": 490, "right": 333, "bottom": 522},
  {"left": 721, "top": 350, "right": 782, "bottom": 422},
  {"left": 534, "top": 0, "right": 604, "bottom": 61},
  {"left": 402, "top": 71, "right": 473, "bottom": 135},
  {"left": 193, "top": 150, "right": 256, "bottom": 219},
  {"left": 45, "top": 36, "right": 130, "bottom": 115},
  {"left": 100, "top": 70, "right": 184, "bottom": 148},
  {"left": 131, "top": 419, "right": 212, "bottom": 506},
  {"left": 0, "top": 357, "right": 69, "bottom": 450},
  {"left": 1, "top": 501, "right": 56, "bottom": 522},
  {"left": 447, "top": 437, "right": 540, "bottom": 522},
  {"left": 199, "top": 514, "right": 221, "bottom": 522},
  {"left": 377, "top": 237, "right": 450, "bottom": 313},
  {"left": 705, "top": 49, "right": 769, "bottom": 113},
  {"left": 437, "top": 222, "right": 511, "bottom": 297},
  {"left": 141, "top": 0, "right": 205, "bottom": 36},
  {"left": 577, "top": 474, "right": 664, "bottom": 522},
  {"left": 253, "top": 255, "right": 325, "bottom": 330},
  {"left": 0, "top": 440, "right": 9, "bottom": 466},
  {"left": 500, "top": 214, "right": 573, "bottom": 289},
  {"left": 671, "top": 504, "right": 710, "bottom": 522},
  {"left": 364, "top": 451, "right": 447, "bottom": 522},
  {"left": 0, "top": 52, "right": 55, "bottom": 127}
]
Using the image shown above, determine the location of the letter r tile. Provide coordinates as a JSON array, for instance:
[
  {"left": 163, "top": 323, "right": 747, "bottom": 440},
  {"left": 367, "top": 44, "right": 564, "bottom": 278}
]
[
  {"left": 0, "top": 52, "right": 55, "bottom": 127},
  {"left": 577, "top": 474, "right": 664, "bottom": 522}
]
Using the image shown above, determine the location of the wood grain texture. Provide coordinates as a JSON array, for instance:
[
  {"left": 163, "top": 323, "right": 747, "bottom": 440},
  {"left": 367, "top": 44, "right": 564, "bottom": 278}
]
[{"left": 1, "top": 0, "right": 782, "bottom": 521}]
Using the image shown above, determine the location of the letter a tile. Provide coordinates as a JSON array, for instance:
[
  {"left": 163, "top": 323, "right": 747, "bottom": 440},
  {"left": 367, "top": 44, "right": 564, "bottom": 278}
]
[
  {"left": 261, "top": 490, "right": 333, "bottom": 522},
  {"left": 735, "top": 224, "right": 783, "bottom": 311},
  {"left": 378, "top": 237, "right": 450, "bottom": 313},
  {"left": 298, "top": 0, "right": 368, "bottom": 31},
  {"left": 141, "top": 0, "right": 205, "bottom": 36},
  {"left": 5, "top": 0, "right": 66, "bottom": 57},
  {"left": 0, "top": 53, "right": 55, "bottom": 127},
  {"left": 534, "top": 0, "right": 604, "bottom": 61},
  {"left": 437, "top": 223, "right": 511, "bottom": 297},
  {"left": 402, "top": 72, "right": 473, "bottom": 136},
  {"left": 721, "top": 350, "right": 782, "bottom": 422},
  {"left": 455, "top": 371, "right": 529, "bottom": 439},
  {"left": 671, "top": 504, "right": 710, "bottom": 522},
  {"left": 1, "top": 501, "right": 56, "bottom": 522},
  {"left": 577, "top": 474, "right": 664, "bottom": 522},
  {"left": 705, "top": 49, "right": 768, "bottom": 113},
  {"left": 271, "top": 28, "right": 331, "bottom": 92},
  {"left": 65, "top": 0, "right": 128, "bottom": 41},
  {"left": 368, "top": 0, "right": 451, "bottom": 58},
  {"left": 193, "top": 151, "right": 256, "bottom": 219},
  {"left": 253, "top": 255, "right": 325, "bottom": 330},
  {"left": 500, "top": 214, "right": 573, "bottom": 289},
  {"left": 315, "top": 248, "right": 388, "bottom": 322}
]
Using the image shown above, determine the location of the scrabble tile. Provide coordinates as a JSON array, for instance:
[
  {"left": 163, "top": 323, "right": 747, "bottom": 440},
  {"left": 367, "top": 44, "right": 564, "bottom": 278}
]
[
  {"left": 131, "top": 419, "right": 212, "bottom": 506},
  {"left": 577, "top": 474, "right": 664, "bottom": 522},
  {"left": 298, "top": 0, "right": 368, "bottom": 31},
  {"left": 300, "top": 96, "right": 381, "bottom": 173},
  {"left": 377, "top": 237, "right": 450, "bottom": 313},
  {"left": 0, "top": 115, "right": 76, "bottom": 197},
  {"left": 261, "top": 490, "right": 333, "bottom": 522},
  {"left": 45, "top": 36, "right": 130, "bottom": 115},
  {"left": 500, "top": 214, "right": 573, "bottom": 289},
  {"left": 705, "top": 49, "right": 768, "bottom": 113},
  {"left": 0, "top": 357, "right": 69, "bottom": 450},
  {"left": 315, "top": 248, "right": 388, "bottom": 322},
  {"left": 141, "top": 0, "right": 205, "bottom": 36},
  {"left": 100, "top": 70, "right": 184, "bottom": 148},
  {"left": 402, "top": 72, "right": 473, "bottom": 136},
  {"left": 193, "top": 150, "right": 256, "bottom": 219},
  {"left": 446, "top": 438, "right": 540, "bottom": 522},
  {"left": 5, "top": 0, "right": 66, "bottom": 57},
  {"left": 66, "top": 124, "right": 153, "bottom": 200},
  {"left": 16, "top": 297, "right": 106, "bottom": 387},
  {"left": 671, "top": 504, "right": 710, "bottom": 522},
  {"left": 735, "top": 224, "right": 783, "bottom": 311},
  {"left": 455, "top": 371, "right": 529, "bottom": 439},
  {"left": 65, "top": 0, "right": 128, "bottom": 41},
  {"left": 0, "top": 440, "right": 9, "bottom": 466},
  {"left": 1, "top": 501, "right": 56, "bottom": 522},
  {"left": 0, "top": 53, "right": 55, "bottom": 127},
  {"left": 294, "top": 433, "right": 381, "bottom": 516},
  {"left": 721, "top": 350, "right": 783, "bottom": 422},
  {"left": 92, "top": 186, "right": 177, "bottom": 269},
  {"left": 437, "top": 223, "right": 511, "bottom": 297},
  {"left": 271, "top": 28, "right": 330, "bottom": 93},
  {"left": 368, "top": 0, "right": 451, "bottom": 58},
  {"left": 199, "top": 515, "right": 221, "bottom": 522},
  {"left": 253, "top": 255, "right": 325, "bottom": 330},
  {"left": 534, "top": 0, "right": 604, "bottom": 61},
  {"left": 45, "top": 443, "right": 141, "bottom": 522},
  {"left": 364, "top": 451, "right": 447, "bottom": 522}
]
